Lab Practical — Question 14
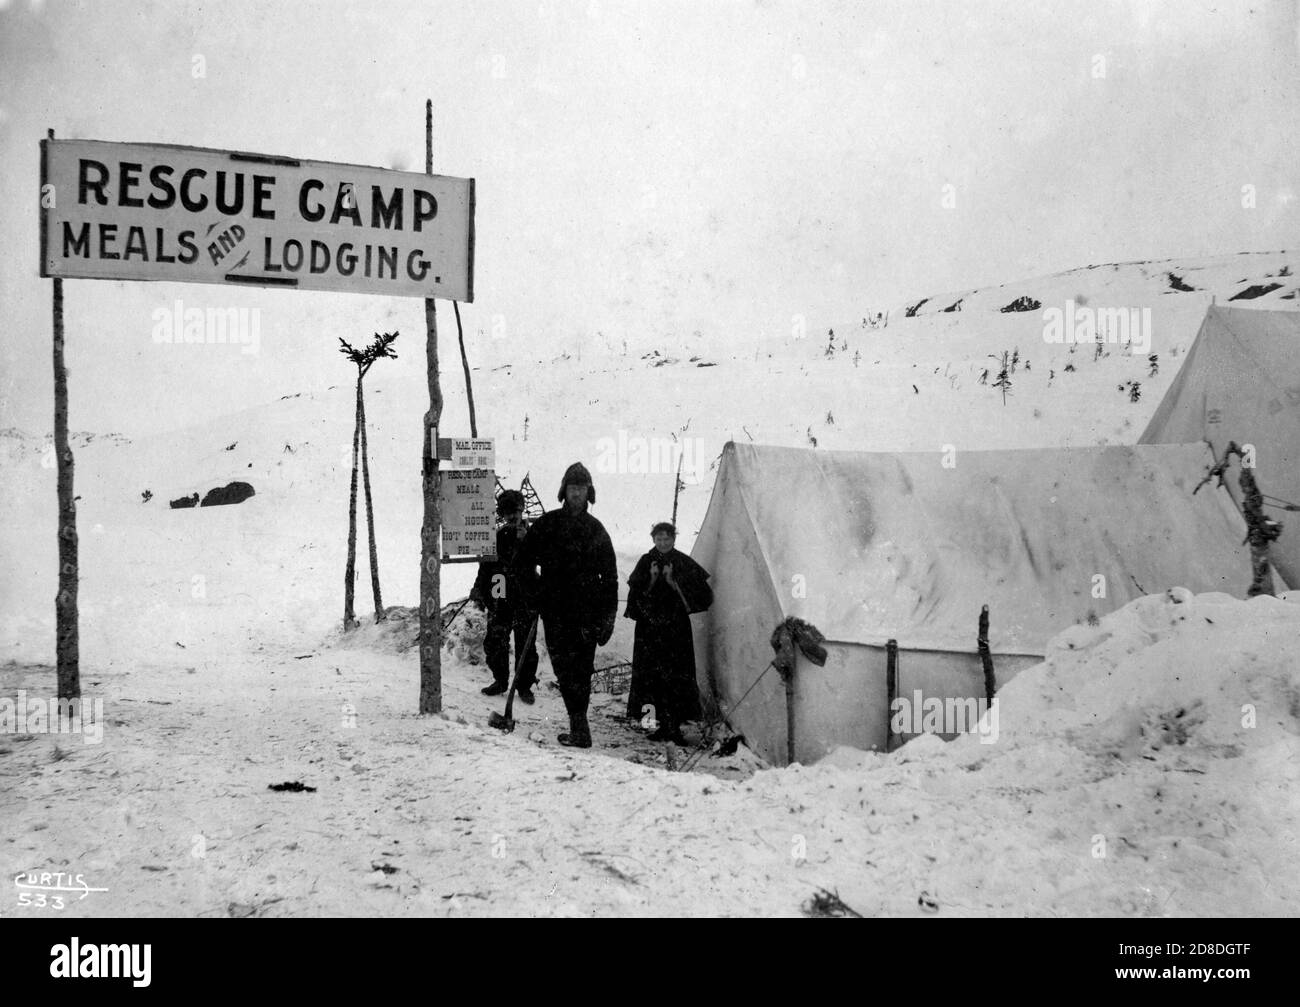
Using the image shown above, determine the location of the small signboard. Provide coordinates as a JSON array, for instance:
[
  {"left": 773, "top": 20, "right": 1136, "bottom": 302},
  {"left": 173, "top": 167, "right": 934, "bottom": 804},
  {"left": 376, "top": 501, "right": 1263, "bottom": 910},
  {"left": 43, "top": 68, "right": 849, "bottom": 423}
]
[
  {"left": 440, "top": 468, "right": 496, "bottom": 562},
  {"left": 40, "top": 138, "right": 474, "bottom": 300},
  {"left": 450, "top": 438, "right": 494, "bottom": 470}
]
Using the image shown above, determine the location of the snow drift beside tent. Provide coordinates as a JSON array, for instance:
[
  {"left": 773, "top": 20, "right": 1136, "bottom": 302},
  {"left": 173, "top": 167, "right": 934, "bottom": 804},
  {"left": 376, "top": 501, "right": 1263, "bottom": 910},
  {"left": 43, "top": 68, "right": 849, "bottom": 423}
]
[
  {"left": 691, "top": 441, "right": 1265, "bottom": 766},
  {"left": 1138, "top": 305, "right": 1300, "bottom": 589}
]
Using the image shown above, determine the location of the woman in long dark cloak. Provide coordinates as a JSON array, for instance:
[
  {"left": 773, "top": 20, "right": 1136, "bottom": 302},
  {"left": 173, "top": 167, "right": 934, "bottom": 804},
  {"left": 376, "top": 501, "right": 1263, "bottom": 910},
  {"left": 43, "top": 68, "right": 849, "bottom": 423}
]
[{"left": 624, "top": 522, "right": 713, "bottom": 743}]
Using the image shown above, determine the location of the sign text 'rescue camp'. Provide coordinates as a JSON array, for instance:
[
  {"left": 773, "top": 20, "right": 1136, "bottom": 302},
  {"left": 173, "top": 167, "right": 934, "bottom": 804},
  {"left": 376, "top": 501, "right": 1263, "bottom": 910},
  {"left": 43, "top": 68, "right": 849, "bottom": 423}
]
[{"left": 40, "top": 139, "right": 474, "bottom": 300}]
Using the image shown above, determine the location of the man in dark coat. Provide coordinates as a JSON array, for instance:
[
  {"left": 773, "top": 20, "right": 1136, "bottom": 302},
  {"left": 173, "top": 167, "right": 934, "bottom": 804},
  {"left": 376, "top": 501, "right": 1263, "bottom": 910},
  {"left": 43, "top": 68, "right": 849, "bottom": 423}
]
[
  {"left": 515, "top": 462, "right": 618, "bottom": 748},
  {"left": 624, "top": 522, "right": 712, "bottom": 744},
  {"left": 470, "top": 489, "right": 539, "bottom": 702}
]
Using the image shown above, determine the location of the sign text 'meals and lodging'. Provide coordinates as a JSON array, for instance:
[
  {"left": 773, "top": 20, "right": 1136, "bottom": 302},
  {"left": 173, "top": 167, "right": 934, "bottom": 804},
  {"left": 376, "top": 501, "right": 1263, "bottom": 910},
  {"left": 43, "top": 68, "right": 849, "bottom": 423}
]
[{"left": 40, "top": 139, "right": 474, "bottom": 300}]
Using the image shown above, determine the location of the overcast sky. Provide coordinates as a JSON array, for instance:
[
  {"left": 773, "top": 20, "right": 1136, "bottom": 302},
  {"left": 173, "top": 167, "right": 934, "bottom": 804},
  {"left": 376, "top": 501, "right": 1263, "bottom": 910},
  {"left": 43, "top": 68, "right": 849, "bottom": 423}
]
[{"left": 1, "top": 0, "right": 1297, "bottom": 436}]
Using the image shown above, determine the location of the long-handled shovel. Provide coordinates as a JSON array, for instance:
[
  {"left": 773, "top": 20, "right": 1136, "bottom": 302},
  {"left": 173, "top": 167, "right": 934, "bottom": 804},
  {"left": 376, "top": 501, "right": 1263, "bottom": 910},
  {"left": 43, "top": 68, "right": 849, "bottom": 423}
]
[{"left": 487, "top": 616, "right": 540, "bottom": 733}]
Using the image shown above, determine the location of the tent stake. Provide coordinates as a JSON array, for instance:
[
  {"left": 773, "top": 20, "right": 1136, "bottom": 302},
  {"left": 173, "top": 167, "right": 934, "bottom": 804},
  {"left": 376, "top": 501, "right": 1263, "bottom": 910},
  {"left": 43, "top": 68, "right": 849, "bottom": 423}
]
[
  {"left": 885, "top": 638, "right": 898, "bottom": 752},
  {"left": 784, "top": 665, "right": 797, "bottom": 766},
  {"left": 978, "top": 605, "right": 995, "bottom": 706},
  {"left": 770, "top": 623, "right": 798, "bottom": 765}
]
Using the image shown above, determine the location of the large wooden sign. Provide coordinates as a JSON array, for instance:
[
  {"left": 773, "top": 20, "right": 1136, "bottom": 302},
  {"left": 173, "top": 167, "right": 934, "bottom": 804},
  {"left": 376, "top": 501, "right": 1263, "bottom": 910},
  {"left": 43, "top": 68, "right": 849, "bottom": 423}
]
[{"left": 40, "top": 138, "right": 474, "bottom": 300}]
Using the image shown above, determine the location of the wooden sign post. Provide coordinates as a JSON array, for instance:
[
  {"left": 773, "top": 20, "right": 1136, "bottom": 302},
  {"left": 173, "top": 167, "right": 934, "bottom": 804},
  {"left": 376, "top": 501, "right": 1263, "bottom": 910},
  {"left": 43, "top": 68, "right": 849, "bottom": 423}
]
[
  {"left": 48, "top": 129, "right": 80, "bottom": 704},
  {"left": 418, "top": 99, "right": 444, "bottom": 715}
]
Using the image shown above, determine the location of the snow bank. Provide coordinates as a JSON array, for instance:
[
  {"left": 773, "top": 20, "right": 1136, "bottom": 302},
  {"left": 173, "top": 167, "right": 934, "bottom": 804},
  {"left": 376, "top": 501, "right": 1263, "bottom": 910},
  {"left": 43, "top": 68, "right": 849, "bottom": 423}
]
[
  {"left": 737, "top": 590, "right": 1300, "bottom": 915},
  {"left": 994, "top": 588, "right": 1300, "bottom": 755}
]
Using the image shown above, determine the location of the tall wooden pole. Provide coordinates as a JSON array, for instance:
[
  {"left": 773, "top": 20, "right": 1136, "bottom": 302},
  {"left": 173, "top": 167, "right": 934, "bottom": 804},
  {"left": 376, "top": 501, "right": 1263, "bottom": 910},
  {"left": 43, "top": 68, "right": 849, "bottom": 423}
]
[
  {"left": 359, "top": 382, "right": 385, "bottom": 621},
  {"left": 418, "top": 99, "right": 444, "bottom": 714},
  {"left": 49, "top": 128, "right": 80, "bottom": 703},
  {"left": 454, "top": 302, "right": 478, "bottom": 438},
  {"left": 344, "top": 374, "right": 362, "bottom": 629}
]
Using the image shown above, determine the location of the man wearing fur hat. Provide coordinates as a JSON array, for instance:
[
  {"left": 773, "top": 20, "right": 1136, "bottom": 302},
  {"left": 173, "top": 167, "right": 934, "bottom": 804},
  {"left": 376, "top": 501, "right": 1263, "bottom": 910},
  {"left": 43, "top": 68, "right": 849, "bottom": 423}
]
[{"left": 515, "top": 462, "right": 618, "bottom": 748}]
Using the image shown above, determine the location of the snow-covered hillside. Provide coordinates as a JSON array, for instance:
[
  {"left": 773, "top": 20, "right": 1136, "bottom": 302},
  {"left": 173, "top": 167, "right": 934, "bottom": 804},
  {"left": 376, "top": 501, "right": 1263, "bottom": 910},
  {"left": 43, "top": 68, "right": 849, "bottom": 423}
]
[{"left": 3, "top": 249, "right": 1295, "bottom": 667}]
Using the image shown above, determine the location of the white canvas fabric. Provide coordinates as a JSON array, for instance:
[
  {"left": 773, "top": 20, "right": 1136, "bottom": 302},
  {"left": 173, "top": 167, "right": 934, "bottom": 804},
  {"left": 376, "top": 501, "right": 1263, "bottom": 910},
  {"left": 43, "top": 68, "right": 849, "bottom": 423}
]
[
  {"left": 1140, "top": 305, "right": 1300, "bottom": 588},
  {"left": 695, "top": 440, "right": 1256, "bottom": 655}
]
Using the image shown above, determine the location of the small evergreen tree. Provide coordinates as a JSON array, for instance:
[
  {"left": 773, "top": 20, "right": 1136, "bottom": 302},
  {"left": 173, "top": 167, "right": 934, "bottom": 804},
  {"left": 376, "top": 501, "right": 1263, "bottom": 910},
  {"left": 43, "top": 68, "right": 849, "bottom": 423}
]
[{"left": 989, "top": 352, "right": 1011, "bottom": 403}]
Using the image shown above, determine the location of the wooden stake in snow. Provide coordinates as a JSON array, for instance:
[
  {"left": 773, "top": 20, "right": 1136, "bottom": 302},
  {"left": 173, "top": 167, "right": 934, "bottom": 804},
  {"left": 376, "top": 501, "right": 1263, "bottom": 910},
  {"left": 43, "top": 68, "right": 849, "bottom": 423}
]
[
  {"left": 769, "top": 617, "right": 828, "bottom": 766},
  {"left": 978, "top": 605, "right": 996, "bottom": 706},
  {"left": 418, "top": 99, "right": 444, "bottom": 715},
  {"left": 1241, "top": 466, "right": 1281, "bottom": 597},
  {"left": 776, "top": 629, "right": 797, "bottom": 766},
  {"left": 1195, "top": 441, "right": 1283, "bottom": 598},
  {"left": 48, "top": 128, "right": 80, "bottom": 703},
  {"left": 885, "top": 638, "right": 898, "bottom": 751}
]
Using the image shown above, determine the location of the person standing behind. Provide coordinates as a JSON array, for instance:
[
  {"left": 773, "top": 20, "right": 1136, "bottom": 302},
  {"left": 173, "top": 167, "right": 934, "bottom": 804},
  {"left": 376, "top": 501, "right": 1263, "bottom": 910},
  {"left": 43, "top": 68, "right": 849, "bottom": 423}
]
[
  {"left": 624, "top": 522, "right": 712, "bottom": 744},
  {"left": 470, "top": 490, "right": 539, "bottom": 702},
  {"left": 516, "top": 463, "right": 618, "bottom": 748}
]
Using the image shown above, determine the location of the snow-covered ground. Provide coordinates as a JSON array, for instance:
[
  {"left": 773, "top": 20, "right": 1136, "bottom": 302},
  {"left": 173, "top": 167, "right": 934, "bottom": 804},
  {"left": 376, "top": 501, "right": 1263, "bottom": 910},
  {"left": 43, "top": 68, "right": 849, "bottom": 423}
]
[
  {"left": 3, "top": 251, "right": 1298, "bottom": 916},
  {"left": 4, "top": 588, "right": 1296, "bottom": 917}
]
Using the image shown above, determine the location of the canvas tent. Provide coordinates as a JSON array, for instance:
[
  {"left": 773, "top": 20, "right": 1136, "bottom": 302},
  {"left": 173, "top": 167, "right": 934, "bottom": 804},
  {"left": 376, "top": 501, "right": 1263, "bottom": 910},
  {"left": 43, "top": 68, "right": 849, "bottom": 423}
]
[
  {"left": 1139, "top": 305, "right": 1300, "bottom": 589},
  {"left": 690, "top": 441, "right": 1264, "bottom": 766}
]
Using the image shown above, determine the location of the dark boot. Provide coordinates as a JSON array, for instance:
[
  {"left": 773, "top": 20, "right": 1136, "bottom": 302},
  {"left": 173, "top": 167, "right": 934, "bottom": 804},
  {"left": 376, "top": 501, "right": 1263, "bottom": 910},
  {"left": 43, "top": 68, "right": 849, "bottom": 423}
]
[
  {"left": 481, "top": 681, "right": 508, "bottom": 696},
  {"left": 648, "top": 719, "right": 685, "bottom": 745},
  {"left": 552, "top": 632, "right": 594, "bottom": 748},
  {"left": 483, "top": 619, "right": 511, "bottom": 687},
  {"left": 558, "top": 712, "right": 592, "bottom": 748}
]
